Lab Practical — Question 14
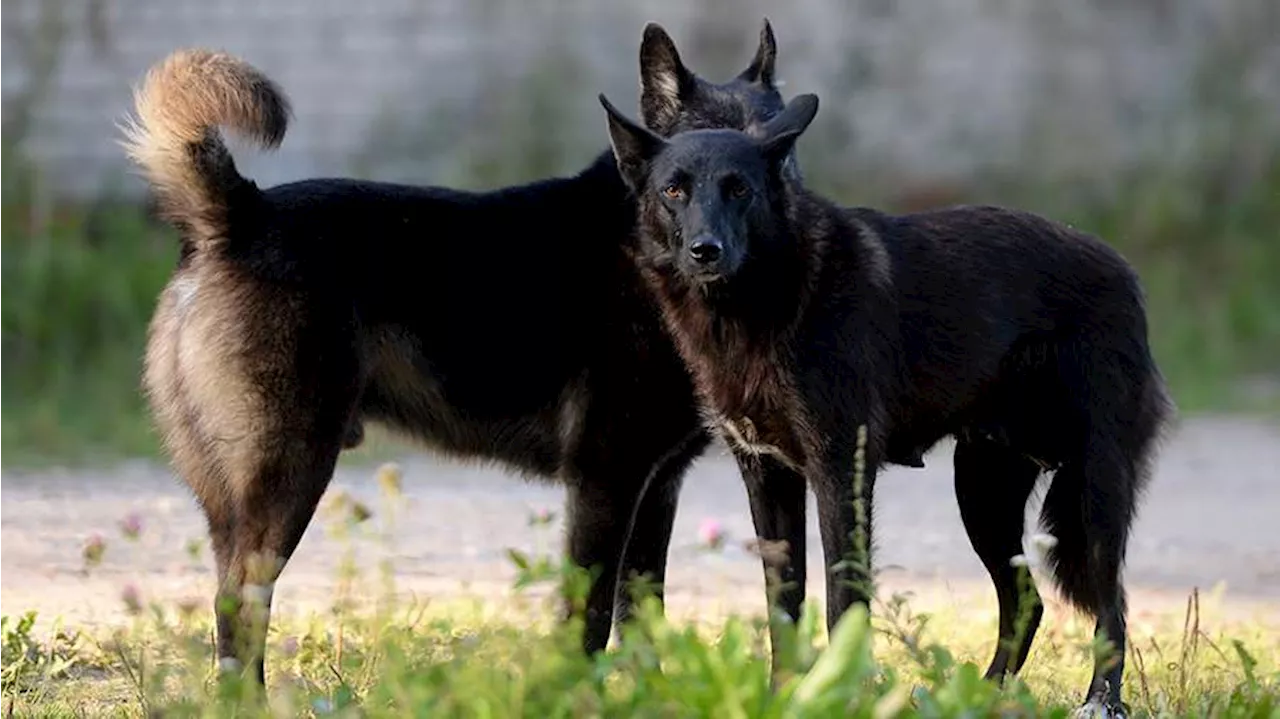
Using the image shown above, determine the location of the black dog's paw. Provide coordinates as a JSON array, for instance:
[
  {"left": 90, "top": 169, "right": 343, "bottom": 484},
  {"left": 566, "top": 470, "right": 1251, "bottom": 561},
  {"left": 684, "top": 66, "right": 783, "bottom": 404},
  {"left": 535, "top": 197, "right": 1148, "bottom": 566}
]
[
  {"left": 1073, "top": 702, "right": 1127, "bottom": 719},
  {"left": 1073, "top": 686, "right": 1128, "bottom": 719}
]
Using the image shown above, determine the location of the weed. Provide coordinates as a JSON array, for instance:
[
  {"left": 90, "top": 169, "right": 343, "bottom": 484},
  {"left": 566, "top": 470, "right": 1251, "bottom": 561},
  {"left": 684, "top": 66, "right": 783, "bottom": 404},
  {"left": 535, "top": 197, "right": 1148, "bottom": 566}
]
[{"left": 3, "top": 464, "right": 1275, "bottom": 717}]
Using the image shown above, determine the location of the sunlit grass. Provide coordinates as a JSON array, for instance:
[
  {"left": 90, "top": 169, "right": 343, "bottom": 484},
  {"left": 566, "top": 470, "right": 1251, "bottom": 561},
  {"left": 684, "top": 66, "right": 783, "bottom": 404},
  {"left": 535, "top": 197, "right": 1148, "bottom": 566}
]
[
  {"left": 4, "top": 462, "right": 1277, "bottom": 718},
  {"left": 4, "top": 567, "right": 1276, "bottom": 717}
]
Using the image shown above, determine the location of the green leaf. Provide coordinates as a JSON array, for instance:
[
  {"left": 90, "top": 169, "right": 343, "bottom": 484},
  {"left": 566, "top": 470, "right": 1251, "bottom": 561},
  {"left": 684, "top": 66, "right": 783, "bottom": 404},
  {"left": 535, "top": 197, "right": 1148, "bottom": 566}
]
[{"left": 506, "top": 548, "right": 531, "bottom": 571}]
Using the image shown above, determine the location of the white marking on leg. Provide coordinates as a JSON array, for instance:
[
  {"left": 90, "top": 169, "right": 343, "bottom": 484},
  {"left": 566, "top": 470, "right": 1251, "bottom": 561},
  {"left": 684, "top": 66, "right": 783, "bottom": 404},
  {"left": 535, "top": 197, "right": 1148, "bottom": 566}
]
[
  {"left": 1073, "top": 701, "right": 1112, "bottom": 719},
  {"left": 218, "top": 657, "right": 243, "bottom": 673},
  {"left": 241, "top": 582, "right": 274, "bottom": 605},
  {"left": 1074, "top": 681, "right": 1123, "bottom": 719}
]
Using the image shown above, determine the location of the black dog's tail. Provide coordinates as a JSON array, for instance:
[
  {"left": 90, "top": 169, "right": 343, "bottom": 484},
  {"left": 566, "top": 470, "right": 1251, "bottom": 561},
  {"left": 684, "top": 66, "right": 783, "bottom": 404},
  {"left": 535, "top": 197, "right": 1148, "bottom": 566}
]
[
  {"left": 1039, "top": 319, "right": 1175, "bottom": 615},
  {"left": 120, "top": 49, "right": 290, "bottom": 250}
]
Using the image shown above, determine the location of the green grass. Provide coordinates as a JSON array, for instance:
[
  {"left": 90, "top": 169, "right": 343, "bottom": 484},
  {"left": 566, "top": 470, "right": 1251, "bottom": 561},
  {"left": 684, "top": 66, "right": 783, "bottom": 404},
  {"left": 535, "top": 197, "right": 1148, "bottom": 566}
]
[
  {"left": 3, "top": 148, "right": 1278, "bottom": 466},
  {"left": 2, "top": 147, "right": 179, "bottom": 463},
  {"left": 3, "top": 456, "right": 1277, "bottom": 717},
  {"left": 2, "top": 553, "right": 1277, "bottom": 717}
]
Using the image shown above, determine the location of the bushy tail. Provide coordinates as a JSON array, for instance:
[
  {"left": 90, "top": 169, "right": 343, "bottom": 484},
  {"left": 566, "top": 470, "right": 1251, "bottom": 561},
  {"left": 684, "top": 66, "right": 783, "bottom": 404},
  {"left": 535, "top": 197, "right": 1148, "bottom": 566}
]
[
  {"left": 120, "top": 49, "right": 290, "bottom": 249},
  {"left": 1040, "top": 333, "right": 1174, "bottom": 615}
]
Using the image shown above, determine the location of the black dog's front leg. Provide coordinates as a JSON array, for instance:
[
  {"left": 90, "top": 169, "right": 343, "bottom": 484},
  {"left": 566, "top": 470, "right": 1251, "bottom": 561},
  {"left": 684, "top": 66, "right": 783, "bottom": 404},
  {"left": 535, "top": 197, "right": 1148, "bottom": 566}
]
[
  {"left": 735, "top": 452, "right": 808, "bottom": 659},
  {"left": 810, "top": 444, "right": 879, "bottom": 633}
]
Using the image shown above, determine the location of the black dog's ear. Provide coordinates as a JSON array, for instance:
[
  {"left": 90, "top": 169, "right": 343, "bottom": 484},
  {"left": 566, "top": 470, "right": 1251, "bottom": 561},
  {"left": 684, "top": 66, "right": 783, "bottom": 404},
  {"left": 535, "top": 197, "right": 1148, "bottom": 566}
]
[
  {"left": 738, "top": 18, "right": 777, "bottom": 87},
  {"left": 639, "top": 23, "right": 696, "bottom": 131},
  {"left": 762, "top": 93, "right": 819, "bottom": 138},
  {"left": 760, "top": 93, "right": 819, "bottom": 165},
  {"left": 600, "top": 93, "right": 667, "bottom": 191}
]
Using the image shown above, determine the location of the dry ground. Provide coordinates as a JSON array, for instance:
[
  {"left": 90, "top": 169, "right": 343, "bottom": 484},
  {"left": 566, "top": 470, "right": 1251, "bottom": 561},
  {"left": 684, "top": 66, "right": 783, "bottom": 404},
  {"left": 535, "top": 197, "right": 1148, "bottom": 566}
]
[{"left": 3, "top": 414, "right": 1278, "bottom": 632}]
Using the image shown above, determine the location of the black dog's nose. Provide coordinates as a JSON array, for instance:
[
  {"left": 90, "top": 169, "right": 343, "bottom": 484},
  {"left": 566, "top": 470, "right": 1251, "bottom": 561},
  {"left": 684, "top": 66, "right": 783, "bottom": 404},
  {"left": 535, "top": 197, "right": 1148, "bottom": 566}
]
[{"left": 689, "top": 238, "right": 723, "bottom": 265}]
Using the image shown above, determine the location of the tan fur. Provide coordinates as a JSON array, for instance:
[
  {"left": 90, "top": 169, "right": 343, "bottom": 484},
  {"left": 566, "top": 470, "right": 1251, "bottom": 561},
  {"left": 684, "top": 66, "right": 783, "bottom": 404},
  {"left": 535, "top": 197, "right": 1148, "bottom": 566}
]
[
  {"left": 119, "top": 49, "right": 290, "bottom": 243},
  {"left": 143, "top": 259, "right": 270, "bottom": 506},
  {"left": 141, "top": 248, "right": 337, "bottom": 677},
  {"left": 122, "top": 48, "right": 298, "bottom": 546}
]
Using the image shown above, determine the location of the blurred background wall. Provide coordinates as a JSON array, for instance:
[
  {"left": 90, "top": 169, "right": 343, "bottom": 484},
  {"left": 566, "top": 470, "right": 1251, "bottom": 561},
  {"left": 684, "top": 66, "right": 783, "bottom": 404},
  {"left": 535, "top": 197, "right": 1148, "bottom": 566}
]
[
  {"left": 5, "top": 0, "right": 1279, "bottom": 195},
  {"left": 3, "top": 0, "right": 1278, "bottom": 462}
]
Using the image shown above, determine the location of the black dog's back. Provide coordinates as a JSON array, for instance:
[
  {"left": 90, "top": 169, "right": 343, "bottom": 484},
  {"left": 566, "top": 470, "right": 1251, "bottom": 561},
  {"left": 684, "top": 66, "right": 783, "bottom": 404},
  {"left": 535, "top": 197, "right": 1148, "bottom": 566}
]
[
  {"left": 216, "top": 154, "right": 635, "bottom": 474},
  {"left": 236, "top": 154, "right": 625, "bottom": 321},
  {"left": 850, "top": 204, "right": 1169, "bottom": 466}
]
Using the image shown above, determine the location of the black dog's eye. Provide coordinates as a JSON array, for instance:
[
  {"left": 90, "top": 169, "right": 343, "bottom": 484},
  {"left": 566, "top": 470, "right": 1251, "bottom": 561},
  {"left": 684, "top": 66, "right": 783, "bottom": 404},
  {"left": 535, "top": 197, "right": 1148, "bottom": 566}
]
[
  {"left": 725, "top": 177, "right": 750, "bottom": 199},
  {"left": 662, "top": 184, "right": 686, "bottom": 201}
]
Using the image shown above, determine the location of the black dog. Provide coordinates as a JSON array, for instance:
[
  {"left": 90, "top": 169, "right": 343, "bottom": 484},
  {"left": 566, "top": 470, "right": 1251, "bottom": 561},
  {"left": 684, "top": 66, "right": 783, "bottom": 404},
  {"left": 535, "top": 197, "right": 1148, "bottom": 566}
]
[
  {"left": 602, "top": 92, "right": 1173, "bottom": 716},
  {"left": 121, "top": 22, "right": 800, "bottom": 683}
]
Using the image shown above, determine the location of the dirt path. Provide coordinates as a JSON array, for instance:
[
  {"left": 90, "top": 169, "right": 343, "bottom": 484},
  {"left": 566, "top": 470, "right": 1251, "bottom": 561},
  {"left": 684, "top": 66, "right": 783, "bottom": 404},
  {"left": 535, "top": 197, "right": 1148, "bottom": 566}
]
[{"left": 3, "top": 415, "right": 1278, "bottom": 631}]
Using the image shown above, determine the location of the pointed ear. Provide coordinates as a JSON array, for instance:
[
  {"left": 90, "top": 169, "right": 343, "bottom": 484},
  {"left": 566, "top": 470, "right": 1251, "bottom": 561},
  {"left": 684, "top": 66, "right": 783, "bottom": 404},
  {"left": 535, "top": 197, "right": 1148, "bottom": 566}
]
[
  {"left": 639, "top": 23, "right": 696, "bottom": 130},
  {"left": 762, "top": 93, "right": 819, "bottom": 140},
  {"left": 738, "top": 18, "right": 778, "bottom": 87},
  {"left": 761, "top": 129, "right": 804, "bottom": 168},
  {"left": 760, "top": 94, "right": 819, "bottom": 166},
  {"left": 600, "top": 93, "right": 666, "bottom": 191}
]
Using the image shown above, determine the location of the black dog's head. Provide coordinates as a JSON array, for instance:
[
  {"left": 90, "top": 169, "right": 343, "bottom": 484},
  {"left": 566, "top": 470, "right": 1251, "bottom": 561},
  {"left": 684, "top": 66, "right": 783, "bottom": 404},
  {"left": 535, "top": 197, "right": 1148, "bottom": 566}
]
[
  {"left": 639, "top": 21, "right": 788, "bottom": 143},
  {"left": 601, "top": 92, "right": 819, "bottom": 285}
]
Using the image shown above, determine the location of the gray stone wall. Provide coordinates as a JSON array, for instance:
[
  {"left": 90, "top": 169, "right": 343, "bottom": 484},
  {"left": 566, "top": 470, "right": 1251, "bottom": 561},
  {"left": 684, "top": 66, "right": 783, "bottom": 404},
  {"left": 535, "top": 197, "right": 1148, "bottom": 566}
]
[{"left": 3, "top": 0, "right": 1276, "bottom": 200}]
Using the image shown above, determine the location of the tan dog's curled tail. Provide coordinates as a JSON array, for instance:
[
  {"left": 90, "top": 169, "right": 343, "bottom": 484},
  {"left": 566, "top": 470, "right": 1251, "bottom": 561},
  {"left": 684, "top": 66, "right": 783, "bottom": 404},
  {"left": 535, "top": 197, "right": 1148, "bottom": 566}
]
[{"left": 120, "top": 49, "right": 290, "bottom": 248}]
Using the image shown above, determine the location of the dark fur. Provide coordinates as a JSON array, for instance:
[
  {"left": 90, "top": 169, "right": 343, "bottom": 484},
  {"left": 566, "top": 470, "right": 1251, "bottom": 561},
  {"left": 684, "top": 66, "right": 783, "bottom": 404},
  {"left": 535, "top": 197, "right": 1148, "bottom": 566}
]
[
  {"left": 603, "top": 93, "right": 1174, "bottom": 715},
  {"left": 123, "top": 22, "right": 796, "bottom": 684}
]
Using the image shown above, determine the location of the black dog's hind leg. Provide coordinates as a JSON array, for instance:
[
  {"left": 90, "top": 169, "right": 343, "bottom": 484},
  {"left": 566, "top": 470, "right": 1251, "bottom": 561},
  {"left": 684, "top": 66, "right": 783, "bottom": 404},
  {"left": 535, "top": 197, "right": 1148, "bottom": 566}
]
[
  {"left": 1043, "top": 336, "right": 1165, "bottom": 717},
  {"left": 565, "top": 403, "right": 706, "bottom": 655},
  {"left": 612, "top": 430, "right": 711, "bottom": 631},
  {"left": 1043, "top": 451, "right": 1138, "bottom": 716},
  {"left": 203, "top": 314, "right": 361, "bottom": 686},
  {"left": 737, "top": 452, "right": 808, "bottom": 668},
  {"left": 953, "top": 438, "right": 1044, "bottom": 680},
  {"left": 565, "top": 475, "right": 649, "bottom": 655}
]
